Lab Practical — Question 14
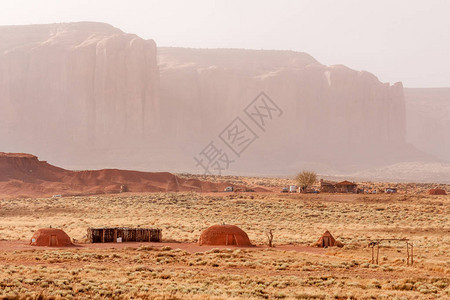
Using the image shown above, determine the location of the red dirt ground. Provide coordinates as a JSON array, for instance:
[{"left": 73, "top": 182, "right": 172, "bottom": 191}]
[
  {"left": 2, "top": 241, "right": 444, "bottom": 286},
  {"left": 0, "top": 152, "right": 270, "bottom": 198},
  {"left": 0, "top": 240, "right": 326, "bottom": 254}
]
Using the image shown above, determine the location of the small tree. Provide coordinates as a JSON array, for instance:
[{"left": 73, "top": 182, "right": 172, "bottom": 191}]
[
  {"left": 265, "top": 229, "right": 274, "bottom": 247},
  {"left": 295, "top": 170, "right": 317, "bottom": 192}
]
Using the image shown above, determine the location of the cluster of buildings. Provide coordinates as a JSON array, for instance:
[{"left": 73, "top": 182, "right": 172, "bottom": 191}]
[
  {"left": 30, "top": 225, "right": 343, "bottom": 249},
  {"left": 319, "top": 179, "right": 358, "bottom": 193},
  {"left": 281, "top": 179, "right": 359, "bottom": 194}
]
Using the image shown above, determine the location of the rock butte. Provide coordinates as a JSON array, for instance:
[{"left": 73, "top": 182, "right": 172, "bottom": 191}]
[
  {"left": 0, "top": 22, "right": 442, "bottom": 179},
  {"left": 405, "top": 88, "right": 450, "bottom": 163}
]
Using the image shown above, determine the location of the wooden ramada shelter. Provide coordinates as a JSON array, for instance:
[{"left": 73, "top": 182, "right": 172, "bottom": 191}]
[
  {"left": 320, "top": 179, "right": 358, "bottom": 193},
  {"left": 87, "top": 227, "right": 162, "bottom": 243}
]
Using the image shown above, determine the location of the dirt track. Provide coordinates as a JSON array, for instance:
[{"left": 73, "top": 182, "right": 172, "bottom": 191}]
[{"left": 0, "top": 240, "right": 326, "bottom": 254}]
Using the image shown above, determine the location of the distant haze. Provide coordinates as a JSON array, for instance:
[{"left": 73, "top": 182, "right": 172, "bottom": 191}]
[
  {"left": 1, "top": 0, "right": 449, "bottom": 88},
  {"left": 3, "top": 22, "right": 447, "bottom": 183}
]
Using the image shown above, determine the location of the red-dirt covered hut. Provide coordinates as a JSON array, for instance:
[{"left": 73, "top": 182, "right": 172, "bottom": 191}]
[
  {"left": 313, "top": 230, "right": 343, "bottom": 248},
  {"left": 428, "top": 188, "right": 447, "bottom": 195},
  {"left": 30, "top": 228, "right": 73, "bottom": 247},
  {"left": 198, "top": 224, "right": 252, "bottom": 246}
]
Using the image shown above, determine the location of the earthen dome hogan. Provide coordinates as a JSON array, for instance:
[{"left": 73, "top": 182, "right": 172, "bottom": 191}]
[
  {"left": 30, "top": 228, "right": 73, "bottom": 247},
  {"left": 198, "top": 224, "right": 251, "bottom": 246}
]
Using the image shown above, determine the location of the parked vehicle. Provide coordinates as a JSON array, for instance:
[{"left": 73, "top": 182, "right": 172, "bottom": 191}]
[
  {"left": 289, "top": 185, "right": 297, "bottom": 193},
  {"left": 224, "top": 186, "right": 234, "bottom": 192},
  {"left": 281, "top": 187, "right": 289, "bottom": 193}
]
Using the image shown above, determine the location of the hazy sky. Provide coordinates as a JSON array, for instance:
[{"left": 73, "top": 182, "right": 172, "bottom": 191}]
[{"left": 1, "top": 0, "right": 449, "bottom": 87}]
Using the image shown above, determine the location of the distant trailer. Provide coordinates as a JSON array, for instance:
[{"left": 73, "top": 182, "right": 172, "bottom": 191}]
[{"left": 87, "top": 227, "right": 162, "bottom": 243}]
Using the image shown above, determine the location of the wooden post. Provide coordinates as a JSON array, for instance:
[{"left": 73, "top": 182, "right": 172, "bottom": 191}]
[
  {"left": 411, "top": 243, "right": 414, "bottom": 265},
  {"left": 371, "top": 245, "right": 374, "bottom": 264},
  {"left": 406, "top": 242, "right": 410, "bottom": 265},
  {"left": 266, "top": 229, "right": 274, "bottom": 247},
  {"left": 376, "top": 243, "right": 380, "bottom": 264}
]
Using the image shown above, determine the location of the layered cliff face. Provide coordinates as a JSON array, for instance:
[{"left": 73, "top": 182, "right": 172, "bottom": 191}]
[
  {"left": 405, "top": 88, "right": 450, "bottom": 162},
  {"left": 0, "top": 22, "right": 431, "bottom": 178},
  {"left": 0, "top": 22, "right": 159, "bottom": 165},
  {"left": 159, "top": 47, "right": 414, "bottom": 174}
]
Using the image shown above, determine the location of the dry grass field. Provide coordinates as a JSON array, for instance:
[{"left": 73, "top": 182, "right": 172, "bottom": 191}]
[{"left": 0, "top": 186, "right": 449, "bottom": 299}]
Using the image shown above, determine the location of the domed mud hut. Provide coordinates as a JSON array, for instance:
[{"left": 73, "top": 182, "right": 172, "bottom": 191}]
[
  {"left": 30, "top": 228, "right": 73, "bottom": 247},
  {"left": 313, "top": 230, "right": 343, "bottom": 248},
  {"left": 198, "top": 224, "right": 252, "bottom": 246},
  {"left": 428, "top": 188, "right": 447, "bottom": 195}
]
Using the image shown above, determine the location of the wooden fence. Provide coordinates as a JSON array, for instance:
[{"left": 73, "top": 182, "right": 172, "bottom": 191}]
[{"left": 87, "top": 227, "right": 162, "bottom": 243}]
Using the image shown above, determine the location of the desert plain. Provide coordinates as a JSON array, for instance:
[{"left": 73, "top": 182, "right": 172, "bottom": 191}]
[
  {"left": 0, "top": 176, "right": 449, "bottom": 300},
  {"left": 1, "top": 8, "right": 450, "bottom": 300}
]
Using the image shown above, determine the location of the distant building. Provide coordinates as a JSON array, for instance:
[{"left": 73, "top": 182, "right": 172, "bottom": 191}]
[
  {"left": 320, "top": 179, "right": 358, "bottom": 193},
  {"left": 334, "top": 180, "right": 358, "bottom": 193},
  {"left": 319, "top": 179, "right": 336, "bottom": 193}
]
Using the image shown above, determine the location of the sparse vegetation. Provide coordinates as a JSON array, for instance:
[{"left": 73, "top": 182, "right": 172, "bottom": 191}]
[
  {"left": 0, "top": 178, "right": 449, "bottom": 299},
  {"left": 266, "top": 229, "right": 274, "bottom": 247},
  {"left": 295, "top": 171, "right": 318, "bottom": 192}
]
